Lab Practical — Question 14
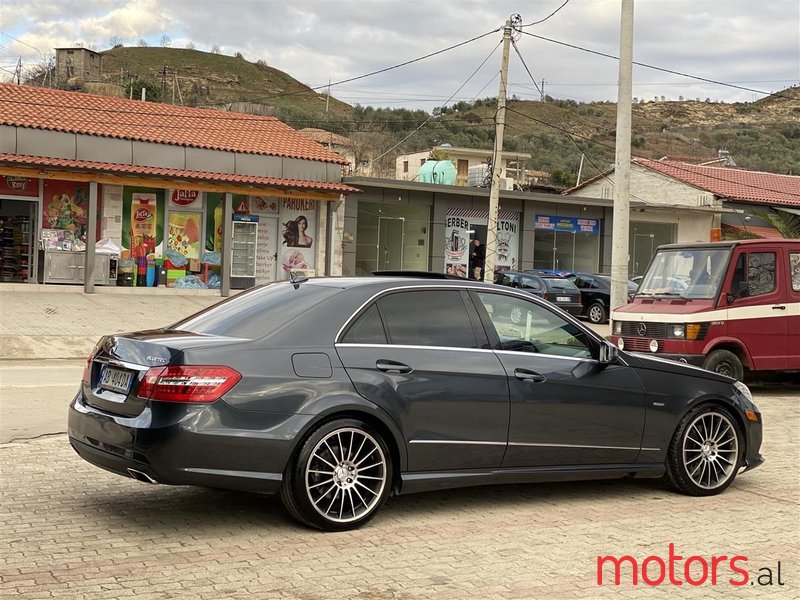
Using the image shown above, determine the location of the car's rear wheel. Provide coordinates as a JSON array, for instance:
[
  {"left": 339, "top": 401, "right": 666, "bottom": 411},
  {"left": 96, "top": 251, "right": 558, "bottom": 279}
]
[
  {"left": 703, "top": 349, "right": 744, "bottom": 381},
  {"left": 664, "top": 405, "right": 742, "bottom": 496},
  {"left": 280, "top": 418, "right": 392, "bottom": 531},
  {"left": 587, "top": 301, "right": 607, "bottom": 324}
]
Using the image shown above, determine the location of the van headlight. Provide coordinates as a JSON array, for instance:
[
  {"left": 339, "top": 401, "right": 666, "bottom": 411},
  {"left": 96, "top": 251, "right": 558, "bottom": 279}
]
[
  {"left": 613, "top": 320, "right": 622, "bottom": 335},
  {"left": 669, "top": 324, "right": 685, "bottom": 338}
]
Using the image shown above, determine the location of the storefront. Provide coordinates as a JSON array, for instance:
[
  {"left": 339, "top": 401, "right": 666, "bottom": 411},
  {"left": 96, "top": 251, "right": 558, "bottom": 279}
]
[
  {"left": 0, "top": 176, "right": 38, "bottom": 283},
  {"left": 532, "top": 214, "right": 601, "bottom": 273}
]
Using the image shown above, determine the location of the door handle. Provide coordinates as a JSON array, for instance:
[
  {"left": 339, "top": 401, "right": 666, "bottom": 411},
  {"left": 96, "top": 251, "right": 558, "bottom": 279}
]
[
  {"left": 514, "top": 369, "right": 546, "bottom": 383},
  {"left": 772, "top": 305, "right": 786, "bottom": 310},
  {"left": 376, "top": 360, "right": 412, "bottom": 374}
]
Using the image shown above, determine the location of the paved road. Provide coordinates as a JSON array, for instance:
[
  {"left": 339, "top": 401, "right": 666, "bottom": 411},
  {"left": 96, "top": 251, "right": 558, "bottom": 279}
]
[
  {"left": 0, "top": 361, "right": 82, "bottom": 443},
  {"left": 0, "top": 383, "right": 797, "bottom": 598}
]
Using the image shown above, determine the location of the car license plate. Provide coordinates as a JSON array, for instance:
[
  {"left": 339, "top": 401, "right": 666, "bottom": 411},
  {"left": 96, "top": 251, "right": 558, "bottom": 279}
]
[
  {"left": 557, "top": 296, "right": 570, "bottom": 302},
  {"left": 99, "top": 366, "right": 133, "bottom": 393}
]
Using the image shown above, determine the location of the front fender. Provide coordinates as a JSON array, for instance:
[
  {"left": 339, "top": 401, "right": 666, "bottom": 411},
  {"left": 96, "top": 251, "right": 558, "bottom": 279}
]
[{"left": 702, "top": 336, "right": 752, "bottom": 367}]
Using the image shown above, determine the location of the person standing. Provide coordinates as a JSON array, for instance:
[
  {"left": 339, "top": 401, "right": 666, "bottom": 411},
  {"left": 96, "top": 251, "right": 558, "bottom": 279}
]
[{"left": 470, "top": 239, "right": 485, "bottom": 280}]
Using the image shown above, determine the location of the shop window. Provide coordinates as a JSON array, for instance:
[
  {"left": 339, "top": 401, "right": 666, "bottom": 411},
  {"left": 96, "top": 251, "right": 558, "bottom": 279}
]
[{"left": 403, "top": 161, "right": 409, "bottom": 173}]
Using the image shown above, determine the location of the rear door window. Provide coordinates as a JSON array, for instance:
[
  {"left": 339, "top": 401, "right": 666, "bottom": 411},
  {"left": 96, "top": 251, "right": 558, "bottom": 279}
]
[
  {"left": 789, "top": 252, "right": 800, "bottom": 292},
  {"left": 341, "top": 305, "right": 386, "bottom": 344},
  {"left": 377, "top": 290, "right": 479, "bottom": 348}
]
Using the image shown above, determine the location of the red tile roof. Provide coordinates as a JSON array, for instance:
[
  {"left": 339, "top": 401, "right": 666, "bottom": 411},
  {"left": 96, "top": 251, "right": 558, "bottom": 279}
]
[
  {"left": 636, "top": 158, "right": 800, "bottom": 206},
  {"left": 0, "top": 83, "right": 348, "bottom": 164},
  {"left": 722, "top": 223, "right": 785, "bottom": 240},
  {"left": 0, "top": 153, "right": 359, "bottom": 194}
]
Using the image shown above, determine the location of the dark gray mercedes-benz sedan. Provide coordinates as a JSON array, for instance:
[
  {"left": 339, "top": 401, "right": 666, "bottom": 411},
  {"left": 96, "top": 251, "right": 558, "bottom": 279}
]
[{"left": 69, "top": 275, "right": 764, "bottom": 531}]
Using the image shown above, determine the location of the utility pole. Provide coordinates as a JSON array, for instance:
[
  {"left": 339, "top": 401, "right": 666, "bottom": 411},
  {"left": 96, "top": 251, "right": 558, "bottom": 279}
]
[
  {"left": 541, "top": 78, "right": 545, "bottom": 102},
  {"left": 610, "top": 0, "right": 634, "bottom": 314},
  {"left": 326, "top": 78, "right": 331, "bottom": 113},
  {"left": 484, "top": 18, "right": 513, "bottom": 283}
]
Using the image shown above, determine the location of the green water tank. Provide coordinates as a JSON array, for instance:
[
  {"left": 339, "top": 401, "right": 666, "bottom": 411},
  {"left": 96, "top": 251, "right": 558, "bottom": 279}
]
[{"left": 417, "top": 160, "right": 457, "bottom": 185}]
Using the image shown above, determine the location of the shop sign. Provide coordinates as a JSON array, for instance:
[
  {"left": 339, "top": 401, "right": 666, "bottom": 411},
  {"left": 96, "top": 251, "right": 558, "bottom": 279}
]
[
  {"left": 444, "top": 209, "right": 520, "bottom": 277},
  {"left": 3, "top": 176, "right": 39, "bottom": 197},
  {"left": 535, "top": 214, "right": 600, "bottom": 234},
  {"left": 171, "top": 189, "right": 199, "bottom": 206},
  {"left": 279, "top": 197, "right": 316, "bottom": 277}
]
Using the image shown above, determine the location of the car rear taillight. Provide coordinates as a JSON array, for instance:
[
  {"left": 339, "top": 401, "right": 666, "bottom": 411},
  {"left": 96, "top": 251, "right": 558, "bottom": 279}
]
[
  {"left": 137, "top": 366, "right": 241, "bottom": 403},
  {"left": 81, "top": 348, "right": 95, "bottom": 384}
]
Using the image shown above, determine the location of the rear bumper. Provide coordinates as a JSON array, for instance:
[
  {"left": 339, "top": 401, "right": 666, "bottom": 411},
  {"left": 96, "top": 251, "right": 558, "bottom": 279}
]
[{"left": 68, "top": 393, "right": 312, "bottom": 494}]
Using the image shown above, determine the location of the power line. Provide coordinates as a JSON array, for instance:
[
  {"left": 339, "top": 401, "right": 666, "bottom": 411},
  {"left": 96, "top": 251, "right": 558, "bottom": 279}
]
[
  {"left": 233, "top": 27, "right": 502, "bottom": 106},
  {"left": 520, "top": 31, "right": 794, "bottom": 100},
  {"left": 505, "top": 106, "right": 800, "bottom": 199},
  {"left": 358, "top": 40, "right": 503, "bottom": 172},
  {"left": 521, "top": 0, "right": 571, "bottom": 27},
  {"left": 0, "top": 31, "right": 43, "bottom": 53}
]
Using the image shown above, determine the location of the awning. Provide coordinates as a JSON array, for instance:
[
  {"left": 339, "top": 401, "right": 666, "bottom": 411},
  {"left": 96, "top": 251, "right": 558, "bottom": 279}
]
[
  {"left": 775, "top": 206, "right": 800, "bottom": 217},
  {"left": 0, "top": 153, "right": 358, "bottom": 201}
]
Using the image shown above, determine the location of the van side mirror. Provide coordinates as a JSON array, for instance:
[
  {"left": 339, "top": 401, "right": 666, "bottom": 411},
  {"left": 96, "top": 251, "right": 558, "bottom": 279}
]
[{"left": 598, "top": 342, "right": 619, "bottom": 366}]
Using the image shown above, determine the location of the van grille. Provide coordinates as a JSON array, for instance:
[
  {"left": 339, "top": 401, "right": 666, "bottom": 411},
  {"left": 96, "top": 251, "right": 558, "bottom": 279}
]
[{"left": 620, "top": 322, "right": 668, "bottom": 339}]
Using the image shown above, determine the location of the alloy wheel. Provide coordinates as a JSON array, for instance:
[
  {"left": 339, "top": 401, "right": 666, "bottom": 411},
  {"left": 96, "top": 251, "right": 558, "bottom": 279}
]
[
  {"left": 681, "top": 411, "right": 739, "bottom": 490},
  {"left": 305, "top": 427, "right": 388, "bottom": 524}
]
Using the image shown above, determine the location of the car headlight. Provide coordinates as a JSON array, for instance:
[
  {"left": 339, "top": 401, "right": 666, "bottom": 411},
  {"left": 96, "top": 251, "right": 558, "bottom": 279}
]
[{"left": 733, "top": 380, "right": 754, "bottom": 404}]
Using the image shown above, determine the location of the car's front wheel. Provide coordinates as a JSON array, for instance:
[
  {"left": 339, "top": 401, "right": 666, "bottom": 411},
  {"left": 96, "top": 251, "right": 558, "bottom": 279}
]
[
  {"left": 281, "top": 418, "right": 393, "bottom": 531},
  {"left": 703, "top": 349, "right": 744, "bottom": 381},
  {"left": 664, "top": 405, "right": 742, "bottom": 496}
]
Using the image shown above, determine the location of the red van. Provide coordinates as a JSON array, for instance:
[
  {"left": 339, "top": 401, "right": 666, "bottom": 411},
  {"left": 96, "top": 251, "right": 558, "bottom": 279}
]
[{"left": 611, "top": 239, "right": 800, "bottom": 380}]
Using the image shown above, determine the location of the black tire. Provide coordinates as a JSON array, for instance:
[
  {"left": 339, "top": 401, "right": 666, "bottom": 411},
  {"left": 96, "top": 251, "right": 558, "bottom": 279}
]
[
  {"left": 587, "top": 301, "right": 607, "bottom": 324},
  {"left": 280, "top": 418, "right": 393, "bottom": 531},
  {"left": 703, "top": 349, "right": 744, "bottom": 381},
  {"left": 663, "top": 404, "right": 742, "bottom": 496}
]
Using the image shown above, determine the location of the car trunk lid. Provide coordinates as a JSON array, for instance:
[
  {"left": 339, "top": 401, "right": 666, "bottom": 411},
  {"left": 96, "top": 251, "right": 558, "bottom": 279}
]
[{"left": 82, "top": 330, "right": 243, "bottom": 417}]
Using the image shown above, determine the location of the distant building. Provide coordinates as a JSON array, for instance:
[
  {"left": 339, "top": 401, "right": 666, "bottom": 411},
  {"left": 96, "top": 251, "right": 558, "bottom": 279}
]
[
  {"left": 55, "top": 48, "right": 103, "bottom": 84},
  {"left": 396, "top": 146, "right": 532, "bottom": 189},
  {"left": 299, "top": 128, "right": 376, "bottom": 176}
]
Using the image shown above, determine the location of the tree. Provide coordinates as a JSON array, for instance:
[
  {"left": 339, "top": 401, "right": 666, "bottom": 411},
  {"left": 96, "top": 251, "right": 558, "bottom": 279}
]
[
  {"left": 185, "top": 41, "right": 196, "bottom": 50},
  {"left": 160, "top": 34, "right": 172, "bottom": 47},
  {"left": 211, "top": 44, "right": 222, "bottom": 54},
  {"left": 125, "top": 78, "right": 161, "bottom": 102},
  {"left": 137, "top": 38, "right": 148, "bottom": 47},
  {"left": 107, "top": 36, "right": 124, "bottom": 49}
]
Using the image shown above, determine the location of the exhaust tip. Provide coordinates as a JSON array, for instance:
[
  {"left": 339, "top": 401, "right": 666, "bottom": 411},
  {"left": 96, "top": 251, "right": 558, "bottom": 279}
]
[{"left": 127, "top": 468, "right": 157, "bottom": 484}]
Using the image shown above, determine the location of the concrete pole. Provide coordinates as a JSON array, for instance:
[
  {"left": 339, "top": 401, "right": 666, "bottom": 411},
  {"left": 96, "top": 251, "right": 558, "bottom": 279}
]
[
  {"left": 610, "top": 0, "right": 634, "bottom": 313},
  {"left": 221, "top": 192, "right": 233, "bottom": 297},
  {"left": 484, "top": 19, "right": 512, "bottom": 283},
  {"left": 83, "top": 181, "right": 98, "bottom": 294}
]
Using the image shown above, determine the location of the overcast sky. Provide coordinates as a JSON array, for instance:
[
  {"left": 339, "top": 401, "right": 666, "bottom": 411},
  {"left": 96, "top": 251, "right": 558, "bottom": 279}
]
[{"left": 1, "top": 0, "right": 798, "bottom": 110}]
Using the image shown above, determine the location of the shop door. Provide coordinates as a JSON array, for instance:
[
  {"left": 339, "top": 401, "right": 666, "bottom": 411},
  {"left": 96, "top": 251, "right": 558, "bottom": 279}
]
[
  {"left": 632, "top": 233, "right": 655, "bottom": 277},
  {"left": 378, "top": 217, "right": 404, "bottom": 270},
  {"left": 255, "top": 216, "right": 278, "bottom": 284}
]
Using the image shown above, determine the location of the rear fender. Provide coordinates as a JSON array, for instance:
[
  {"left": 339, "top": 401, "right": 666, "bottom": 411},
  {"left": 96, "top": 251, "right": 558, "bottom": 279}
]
[{"left": 288, "top": 395, "right": 408, "bottom": 473}]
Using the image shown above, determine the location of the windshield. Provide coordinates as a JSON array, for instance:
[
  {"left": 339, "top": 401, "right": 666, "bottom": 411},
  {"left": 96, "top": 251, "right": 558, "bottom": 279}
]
[
  {"left": 637, "top": 248, "right": 731, "bottom": 299},
  {"left": 544, "top": 278, "right": 579, "bottom": 291}
]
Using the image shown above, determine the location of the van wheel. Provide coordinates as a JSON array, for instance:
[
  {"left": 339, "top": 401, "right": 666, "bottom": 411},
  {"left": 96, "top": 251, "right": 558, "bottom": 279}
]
[
  {"left": 703, "top": 349, "right": 744, "bottom": 381},
  {"left": 280, "top": 418, "right": 392, "bottom": 531},
  {"left": 587, "top": 302, "right": 607, "bottom": 324}
]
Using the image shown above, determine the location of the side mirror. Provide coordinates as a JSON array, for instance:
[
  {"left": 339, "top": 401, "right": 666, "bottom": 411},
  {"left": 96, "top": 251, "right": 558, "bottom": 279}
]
[{"left": 598, "top": 341, "right": 619, "bottom": 366}]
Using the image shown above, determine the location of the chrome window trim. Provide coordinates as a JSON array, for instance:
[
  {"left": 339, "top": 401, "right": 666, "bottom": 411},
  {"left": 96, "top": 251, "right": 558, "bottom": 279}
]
[
  {"left": 335, "top": 343, "right": 495, "bottom": 354},
  {"left": 334, "top": 283, "right": 603, "bottom": 345}
]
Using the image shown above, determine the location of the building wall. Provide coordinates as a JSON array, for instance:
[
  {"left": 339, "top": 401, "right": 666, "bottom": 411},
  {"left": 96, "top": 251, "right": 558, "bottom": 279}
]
[
  {"left": 576, "top": 164, "right": 718, "bottom": 209},
  {"left": 56, "top": 49, "right": 102, "bottom": 83}
]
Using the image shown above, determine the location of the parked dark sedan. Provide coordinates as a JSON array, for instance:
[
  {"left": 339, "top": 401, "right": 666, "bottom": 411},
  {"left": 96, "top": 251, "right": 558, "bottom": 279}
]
[
  {"left": 569, "top": 273, "right": 639, "bottom": 324},
  {"left": 69, "top": 275, "right": 763, "bottom": 531},
  {"left": 495, "top": 270, "right": 583, "bottom": 319}
]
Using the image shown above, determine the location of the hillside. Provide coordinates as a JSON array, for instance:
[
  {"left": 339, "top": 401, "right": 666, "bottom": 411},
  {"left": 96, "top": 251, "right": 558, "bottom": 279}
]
[{"left": 42, "top": 46, "right": 800, "bottom": 182}]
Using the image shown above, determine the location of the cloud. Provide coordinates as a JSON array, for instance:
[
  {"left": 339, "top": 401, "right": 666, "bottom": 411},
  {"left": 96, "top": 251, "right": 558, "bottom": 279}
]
[{"left": 2, "top": 0, "right": 798, "bottom": 107}]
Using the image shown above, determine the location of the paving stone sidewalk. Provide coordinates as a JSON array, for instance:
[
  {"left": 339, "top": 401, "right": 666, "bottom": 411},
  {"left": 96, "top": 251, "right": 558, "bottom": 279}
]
[
  {"left": 0, "top": 286, "right": 223, "bottom": 360},
  {"left": 0, "top": 391, "right": 797, "bottom": 599}
]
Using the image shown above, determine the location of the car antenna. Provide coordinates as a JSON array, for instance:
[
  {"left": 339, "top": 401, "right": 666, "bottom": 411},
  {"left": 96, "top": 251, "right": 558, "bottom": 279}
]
[{"left": 288, "top": 271, "right": 309, "bottom": 289}]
